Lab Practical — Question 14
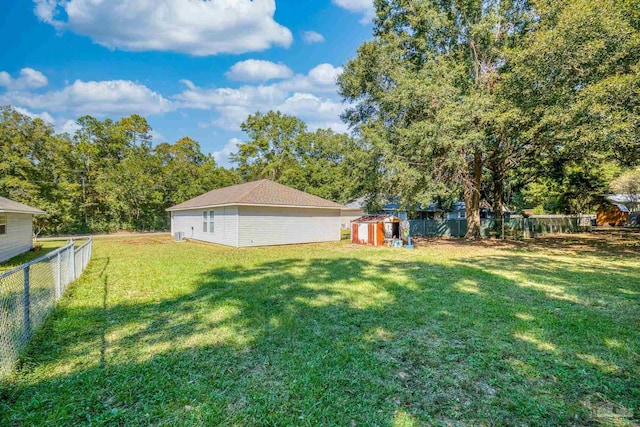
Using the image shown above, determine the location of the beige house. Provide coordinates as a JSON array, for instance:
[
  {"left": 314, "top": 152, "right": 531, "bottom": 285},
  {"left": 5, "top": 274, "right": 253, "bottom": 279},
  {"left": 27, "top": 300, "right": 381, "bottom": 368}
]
[
  {"left": 340, "top": 197, "right": 366, "bottom": 230},
  {"left": 0, "top": 197, "right": 45, "bottom": 262},
  {"left": 167, "top": 179, "right": 345, "bottom": 247}
]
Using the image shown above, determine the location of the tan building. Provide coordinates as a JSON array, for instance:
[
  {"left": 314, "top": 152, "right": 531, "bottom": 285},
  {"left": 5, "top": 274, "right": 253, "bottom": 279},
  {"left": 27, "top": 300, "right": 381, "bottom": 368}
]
[{"left": 168, "top": 180, "right": 345, "bottom": 247}]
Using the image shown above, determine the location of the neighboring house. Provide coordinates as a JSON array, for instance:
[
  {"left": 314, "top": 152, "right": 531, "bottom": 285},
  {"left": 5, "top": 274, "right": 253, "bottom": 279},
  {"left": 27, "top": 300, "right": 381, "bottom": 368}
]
[
  {"left": 447, "top": 201, "right": 511, "bottom": 220},
  {"left": 596, "top": 202, "right": 629, "bottom": 226},
  {"left": 0, "top": 196, "right": 46, "bottom": 263},
  {"left": 382, "top": 202, "right": 445, "bottom": 220},
  {"left": 606, "top": 194, "right": 640, "bottom": 212},
  {"left": 341, "top": 197, "right": 366, "bottom": 229},
  {"left": 167, "top": 179, "right": 345, "bottom": 247},
  {"left": 382, "top": 200, "right": 509, "bottom": 220}
]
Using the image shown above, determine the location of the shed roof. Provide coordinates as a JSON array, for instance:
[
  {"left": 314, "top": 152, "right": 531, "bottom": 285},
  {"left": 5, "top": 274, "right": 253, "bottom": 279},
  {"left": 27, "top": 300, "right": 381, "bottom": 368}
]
[
  {"left": 606, "top": 194, "right": 639, "bottom": 204},
  {"left": 352, "top": 214, "right": 401, "bottom": 223},
  {"left": 613, "top": 203, "right": 630, "bottom": 213},
  {"left": 168, "top": 179, "right": 345, "bottom": 211},
  {"left": 0, "top": 196, "right": 45, "bottom": 214}
]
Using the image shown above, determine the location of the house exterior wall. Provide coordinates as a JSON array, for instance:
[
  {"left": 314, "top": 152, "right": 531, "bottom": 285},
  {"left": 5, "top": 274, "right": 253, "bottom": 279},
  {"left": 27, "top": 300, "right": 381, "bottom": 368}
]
[
  {"left": 340, "top": 209, "right": 364, "bottom": 229},
  {"left": 0, "top": 213, "right": 33, "bottom": 262},
  {"left": 171, "top": 207, "right": 239, "bottom": 247},
  {"left": 237, "top": 206, "right": 340, "bottom": 247}
]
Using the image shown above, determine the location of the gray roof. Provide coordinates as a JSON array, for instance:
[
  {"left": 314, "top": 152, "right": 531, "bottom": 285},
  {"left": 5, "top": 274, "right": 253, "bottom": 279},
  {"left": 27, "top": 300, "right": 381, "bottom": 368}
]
[
  {"left": 613, "top": 203, "right": 630, "bottom": 213},
  {"left": 343, "top": 196, "right": 366, "bottom": 210},
  {"left": 606, "top": 194, "right": 640, "bottom": 204},
  {"left": 168, "top": 179, "right": 345, "bottom": 211},
  {"left": 0, "top": 196, "right": 46, "bottom": 214}
]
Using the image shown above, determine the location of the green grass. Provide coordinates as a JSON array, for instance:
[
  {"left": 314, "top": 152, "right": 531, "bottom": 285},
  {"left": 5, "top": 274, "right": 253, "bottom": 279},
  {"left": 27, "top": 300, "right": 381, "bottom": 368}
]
[
  {"left": 0, "top": 240, "right": 67, "bottom": 273},
  {"left": 1, "top": 234, "right": 639, "bottom": 426}
]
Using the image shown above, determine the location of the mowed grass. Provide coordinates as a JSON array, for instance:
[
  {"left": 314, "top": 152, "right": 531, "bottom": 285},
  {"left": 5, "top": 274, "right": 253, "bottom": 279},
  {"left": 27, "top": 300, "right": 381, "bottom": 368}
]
[
  {"left": 0, "top": 240, "right": 67, "bottom": 273},
  {"left": 1, "top": 233, "right": 639, "bottom": 426}
]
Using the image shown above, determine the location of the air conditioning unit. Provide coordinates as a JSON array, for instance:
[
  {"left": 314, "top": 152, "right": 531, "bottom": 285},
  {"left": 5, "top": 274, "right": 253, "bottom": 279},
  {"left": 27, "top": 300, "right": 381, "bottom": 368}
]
[{"left": 174, "top": 231, "right": 185, "bottom": 242}]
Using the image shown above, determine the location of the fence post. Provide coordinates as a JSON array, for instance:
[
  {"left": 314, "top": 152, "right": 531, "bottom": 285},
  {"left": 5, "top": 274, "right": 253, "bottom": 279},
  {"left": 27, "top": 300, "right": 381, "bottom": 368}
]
[
  {"left": 70, "top": 240, "right": 76, "bottom": 281},
  {"left": 55, "top": 252, "right": 62, "bottom": 299},
  {"left": 23, "top": 266, "right": 31, "bottom": 341}
]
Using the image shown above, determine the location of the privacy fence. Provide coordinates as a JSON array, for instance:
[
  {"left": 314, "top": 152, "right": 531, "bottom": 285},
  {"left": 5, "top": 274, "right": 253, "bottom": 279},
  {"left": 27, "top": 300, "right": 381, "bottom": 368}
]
[
  {"left": 408, "top": 216, "right": 592, "bottom": 239},
  {"left": 0, "top": 238, "right": 93, "bottom": 377}
]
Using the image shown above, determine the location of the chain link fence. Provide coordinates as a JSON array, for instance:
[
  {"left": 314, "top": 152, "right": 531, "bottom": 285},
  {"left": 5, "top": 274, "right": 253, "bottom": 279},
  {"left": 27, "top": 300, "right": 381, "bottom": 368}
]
[
  {"left": 0, "top": 238, "right": 92, "bottom": 377},
  {"left": 408, "top": 216, "right": 592, "bottom": 239}
]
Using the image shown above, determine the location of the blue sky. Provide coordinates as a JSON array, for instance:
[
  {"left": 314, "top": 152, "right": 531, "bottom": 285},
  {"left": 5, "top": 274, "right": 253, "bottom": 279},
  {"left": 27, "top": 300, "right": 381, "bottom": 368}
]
[{"left": 0, "top": 0, "right": 374, "bottom": 166}]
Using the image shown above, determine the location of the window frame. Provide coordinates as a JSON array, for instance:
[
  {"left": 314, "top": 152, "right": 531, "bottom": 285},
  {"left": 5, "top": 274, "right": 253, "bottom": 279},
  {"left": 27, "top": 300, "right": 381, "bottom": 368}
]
[
  {"left": 0, "top": 213, "right": 6, "bottom": 236},
  {"left": 202, "top": 211, "right": 208, "bottom": 233},
  {"left": 209, "top": 211, "right": 214, "bottom": 233}
]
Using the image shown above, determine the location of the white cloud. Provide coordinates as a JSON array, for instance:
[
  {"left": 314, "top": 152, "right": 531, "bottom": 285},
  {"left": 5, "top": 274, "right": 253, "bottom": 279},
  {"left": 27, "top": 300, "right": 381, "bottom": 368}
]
[
  {"left": 176, "top": 62, "right": 347, "bottom": 132},
  {"left": 302, "top": 31, "right": 325, "bottom": 44},
  {"left": 277, "top": 63, "right": 343, "bottom": 93},
  {"left": 33, "top": 0, "right": 293, "bottom": 56},
  {"left": 0, "top": 68, "right": 49, "bottom": 90},
  {"left": 13, "top": 106, "right": 55, "bottom": 125},
  {"left": 61, "top": 119, "right": 81, "bottom": 134},
  {"left": 225, "top": 59, "right": 293, "bottom": 82},
  {"left": 2, "top": 79, "right": 172, "bottom": 116},
  {"left": 332, "top": 0, "right": 375, "bottom": 23},
  {"left": 213, "top": 137, "right": 242, "bottom": 167}
]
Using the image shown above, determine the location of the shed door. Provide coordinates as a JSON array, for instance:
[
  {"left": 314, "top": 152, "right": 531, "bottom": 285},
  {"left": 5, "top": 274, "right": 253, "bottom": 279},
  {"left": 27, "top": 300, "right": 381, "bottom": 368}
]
[
  {"left": 376, "top": 222, "right": 385, "bottom": 246},
  {"left": 368, "top": 223, "right": 375, "bottom": 245},
  {"left": 358, "top": 223, "right": 368, "bottom": 243},
  {"left": 351, "top": 223, "right": 358, "bottom": 243}
]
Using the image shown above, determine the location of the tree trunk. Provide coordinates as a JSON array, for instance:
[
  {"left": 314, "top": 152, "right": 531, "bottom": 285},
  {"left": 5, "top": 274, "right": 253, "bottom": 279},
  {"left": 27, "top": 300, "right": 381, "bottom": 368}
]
[
  {"left": 491, "top": 161, "right": 504, "bottom": 218},
  {"left": 464, "top": 150, "right": 483, "bottom": 239}
]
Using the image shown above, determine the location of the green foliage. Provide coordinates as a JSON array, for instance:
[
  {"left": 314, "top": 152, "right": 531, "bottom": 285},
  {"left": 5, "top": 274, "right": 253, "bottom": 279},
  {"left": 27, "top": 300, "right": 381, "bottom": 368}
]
[
  {"left": 232, "top": 111, "right": 366, "bottom": 203},
  {"left": 340, "top": 0, "right": 640, "bottom": 231},
  {"left": 0, "top": 106, "right": 240, "bottom": 234},
  {"left": 338, "top": 0, "right": 534, "bottom": 238}
]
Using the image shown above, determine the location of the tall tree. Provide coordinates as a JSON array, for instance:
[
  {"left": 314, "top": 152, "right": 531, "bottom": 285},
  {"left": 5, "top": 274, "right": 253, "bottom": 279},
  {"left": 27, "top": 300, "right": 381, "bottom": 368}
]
[
  {"left": 338, "top": 0, "right": 532, "bottom": 238},
  {"left": 232, "top": 111, "right": 364, "bottom": 203},
  {"left": 501, "top": 0, "right": 640, "bottom": 212}
]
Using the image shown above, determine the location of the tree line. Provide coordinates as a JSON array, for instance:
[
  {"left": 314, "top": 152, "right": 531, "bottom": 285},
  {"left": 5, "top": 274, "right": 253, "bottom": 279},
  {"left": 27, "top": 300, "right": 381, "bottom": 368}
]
[
  {"left": 338, "top": 0, "right": 640, "bottom": 237},
  {"left": 2, "top": 1, "right": 639, "bottom": 238},
  {"left": 0, "top": 107, "right": 368, "bottom": 235}
]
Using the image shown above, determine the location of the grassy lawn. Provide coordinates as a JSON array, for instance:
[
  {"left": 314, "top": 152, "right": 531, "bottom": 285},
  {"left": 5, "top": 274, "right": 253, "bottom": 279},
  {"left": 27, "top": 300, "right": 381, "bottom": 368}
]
[
  {"left": 0, "top": 233, "right": 638, "bottom": 425},
  {"left": 0, "top": 240, "right": 68, "bottom": 273}
]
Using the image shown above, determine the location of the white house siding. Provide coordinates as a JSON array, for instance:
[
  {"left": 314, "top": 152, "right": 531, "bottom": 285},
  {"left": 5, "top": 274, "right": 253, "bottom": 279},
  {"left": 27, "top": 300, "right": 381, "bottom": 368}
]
[
  {"left": 172, "top": 207, "right": 239, "bottom": 247},
  {"left": 0, "top": 213, "right": 33, "bottom": 262},
  {"left": 340, "top": 209, "right": 364, "bottom": 229},
  {"left": 237, "top": 206, "right": 340, "bottom": 247}
]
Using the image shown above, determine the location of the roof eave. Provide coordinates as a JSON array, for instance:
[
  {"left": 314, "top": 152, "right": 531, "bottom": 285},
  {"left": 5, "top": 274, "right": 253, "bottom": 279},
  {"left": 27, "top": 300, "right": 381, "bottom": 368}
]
[
  {"left": 0, "top": 209, "right": 46, "bottom": 215},
  {"left": 167, "top": 202, "right": 345, "bottom": 212}
]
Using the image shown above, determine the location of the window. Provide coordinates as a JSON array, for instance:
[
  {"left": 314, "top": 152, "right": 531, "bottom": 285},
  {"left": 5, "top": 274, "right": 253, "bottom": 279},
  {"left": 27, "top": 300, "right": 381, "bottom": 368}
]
[
  {"left": 209, "top": 211, "right": 214, "bottom": 233},
  {"left": 0, "top": 214, "right": 6, "bottom": 235},
  {"left": 202, "top": 211, "right": 208, "bottom": 232}
]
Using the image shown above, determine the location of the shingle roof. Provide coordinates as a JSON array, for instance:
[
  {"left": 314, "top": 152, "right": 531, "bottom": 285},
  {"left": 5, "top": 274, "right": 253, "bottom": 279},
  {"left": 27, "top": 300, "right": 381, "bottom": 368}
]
[
  {"left": 0, "top": 196, "right": 46, "bottom": 214},
  {"left": 343, "top": 196, "right": 366, "bottom": 210},
  {"left": 167, "top": 179, "right": 345, "bottom": 211},
  {"left": 352, "top": 214, "right": 401, "bottom": 223}
]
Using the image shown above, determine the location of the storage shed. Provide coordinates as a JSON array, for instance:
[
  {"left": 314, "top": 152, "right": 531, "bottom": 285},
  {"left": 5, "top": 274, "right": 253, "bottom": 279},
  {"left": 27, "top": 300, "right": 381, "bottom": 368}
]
[
  {"left": 0, "top": 196, "right": 46, "bottom": 262},
  {"left": 596, "top": 202, "right": 629, "bottom": 226},
  {"left": 167, "top": 179, "right": 345, "bottom": 247},
  {"left": 351, "top": 215, "right": 401, "bottom": 246}
]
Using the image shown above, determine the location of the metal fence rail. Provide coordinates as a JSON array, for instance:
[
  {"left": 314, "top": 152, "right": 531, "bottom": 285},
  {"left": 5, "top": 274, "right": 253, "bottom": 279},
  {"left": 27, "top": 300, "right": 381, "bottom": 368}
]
[{"left": 0, "top": 238, "right": 92, "bottom": 377}]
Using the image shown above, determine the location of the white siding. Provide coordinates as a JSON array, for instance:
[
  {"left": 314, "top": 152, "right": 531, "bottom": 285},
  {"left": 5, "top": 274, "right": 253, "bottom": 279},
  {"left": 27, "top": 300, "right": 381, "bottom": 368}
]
[
  {"left": 172, "top": 207, "right": 239, "bottom": 247},
  {"left": 238, "top": 206, "right": 340, "bottom": 247},
  {"left": 0, "top": 213, "right": 33, "bottom": 262},
  {"left": 340, "top": 209, "right": 364, "bottom": 229}
]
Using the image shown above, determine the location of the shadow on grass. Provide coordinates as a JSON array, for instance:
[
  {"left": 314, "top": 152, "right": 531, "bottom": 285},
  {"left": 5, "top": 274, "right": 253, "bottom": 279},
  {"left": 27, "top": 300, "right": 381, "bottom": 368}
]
[{"left": 1, "top": 249, "right": 639, "bottom": 425}]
